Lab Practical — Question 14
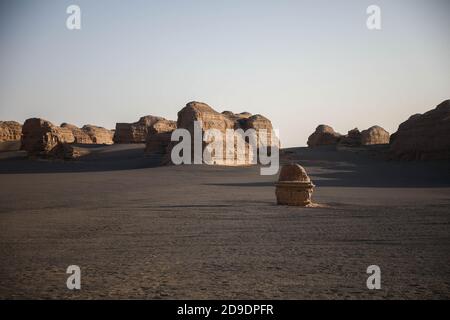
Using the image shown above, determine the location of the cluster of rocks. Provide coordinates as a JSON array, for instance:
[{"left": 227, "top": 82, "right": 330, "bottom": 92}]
[
  {"left": 307, "top": 125, "right": 390, "bottom": 147},
  {"left": 21, "top": 118, "right": 113, "bottom": 158},
  {"left": 390, "top": 100, "right": 450, "bottom": 160}
]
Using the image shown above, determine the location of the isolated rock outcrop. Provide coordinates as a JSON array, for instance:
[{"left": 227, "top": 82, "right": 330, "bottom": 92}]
[
  {"left": 81, "top": 125, "right": 114, "bottom": 144},
  {"left": 21, "top": 118, "right": 75, "bottom": 157},
  {"left": 0, "top": 121, "right": 22, "bottom": 142},
  {"left": 275, "top": 164, "right": 315, "bottom": 206},
  {"left": 390, "top": 100, "right": 450, "bottom": 160},
  {"left": 114, "top": 115, "right": 164, "bottom": 143},
  {"left": 361, "top": 125, "right": 390, "bottom": 145},
  {"left": 307, "top": 125, "right": 341, "bottom": 147},
  {"left": 145, "top": 119, "right": 177, "bottom": 154}
]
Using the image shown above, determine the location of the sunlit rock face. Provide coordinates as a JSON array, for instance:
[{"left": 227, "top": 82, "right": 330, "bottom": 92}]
[
  {"left": 361, "top": 126, "right": 390, "bottom": 145},
  {"left": 0, "top": 121, "right": 22, "bottom": 142},
  {"left": 21, "top": 118, "right": 75, "bottom": 157},
  {"left": 114, "top": 115, "right": 164, "bottom": 143},
  {"left": 164, "top": 101, "right": 278, "bottom": 166}
]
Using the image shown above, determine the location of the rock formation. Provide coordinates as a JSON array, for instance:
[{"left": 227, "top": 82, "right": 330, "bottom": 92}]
[
  {"left": 307, "top": 125, "right": 341, "bottom": 147},
  {"left": 361, "top": 125, "right": 390, "bottom": 145},
  {"left": 61, "top": 123, "right": 114, "bottom": 145},
  {"left": 145, "top": 119, "right": 177, "bottom": 154},
  {"left": 114, "top": 115, "right": 164, "bottom": 143},
  {"left": 61, "top": 123, "right": 93, "bottom": 144},
  {"left": 275, "top": 164, "right": 315, "bottom": 206},
  {"left": 390, "top": 100, "right": 450, "bottom": 160},
  {"left": 0, "top": 121, "right": 22, "bottom": 142},
  {"left": 81, "top": 125, "right": 114, "bottom": 144},
  {"left": 21, "top": 118, "right": 75, "bottom": 157},
  {"left": 164, "top": 101, "right": 278, "bottom": 165},
  {"left": 339, "top": 128, "right": 361, "bottom": 147}
]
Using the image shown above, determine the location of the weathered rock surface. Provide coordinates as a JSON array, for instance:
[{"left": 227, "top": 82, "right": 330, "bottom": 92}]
[
  {"left": 390, "top": 100, "right": 450, "bottom": 160},
  {"left": 82, "top": 125, "right": 114, "bottom": 145},
  {"left": 166, "top": 102, "right": 279, "bottom": 165},
  {"left": 339, "top": 128, "right": 361, "bottom": 147},
  {"left": 0, "top": 121, "right": 22, "bottom": 142},
  {"left": 361, "top": 125, "right": 390, "bottom": 145},
  {"left": 61, "top": 123, "right": 93, "bottom": 144},
  {"left": 21, "top": 118, "right": 75, "bottom": 157},
  {"left": 145, "top": 119, "right": 177, "bottom": 154},
  {"left": 275, "top": 164, "right": 315, "bottom": 206},
  {"left": 307, "top": 125, "right": 341, "bottom": 147},
  {"left": 114, "top": 115, "right": 164, "bottom": 143}
]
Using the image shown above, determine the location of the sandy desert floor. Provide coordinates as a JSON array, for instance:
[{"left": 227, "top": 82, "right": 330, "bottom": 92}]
[{"left": 0, "top": 144, "right": 449, "bottom": 299}]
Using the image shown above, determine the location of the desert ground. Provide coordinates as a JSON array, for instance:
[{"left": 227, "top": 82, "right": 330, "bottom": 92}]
[{"left": 0, "top": 144, "right": 449, "bottom": 299}]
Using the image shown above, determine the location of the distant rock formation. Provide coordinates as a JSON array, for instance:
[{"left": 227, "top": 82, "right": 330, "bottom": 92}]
[
  {"left": 307, "top": 125, "right": 341, "bottom": 147},
  {"left": 164, "top": 101, "right": 278, "bottom": 165},
  {"left": 390, "top": 100, "right": 450, "bottom": 160},
  {"left": 339, "top": 128, "right": 361, "bottom": 147},
  {"left": 145, "top": 119, "right": 177, "bottom": 154},
  {"left": 114, "top": 115, "right": 164, "bottom": 143},
  {"left": 0, "top": 121, "right": 22, "bottom": 142},
  {"left": 361, "top": 125, "right": 390, "bottom": 145},
  {"left": 81, "top": 125, "right": 114, "bottom": 145},
  {"left": 308, "top": 124, "right": 390, "bottom": 148},
  {"left": 21, "top": 118, "right": 75, "bottom": 157},
  {"left": 61, "top": 123, "right": 114, "bottom": 145},
  {"left": 61, "top": 123, "right": 92, "bottom": 144}
]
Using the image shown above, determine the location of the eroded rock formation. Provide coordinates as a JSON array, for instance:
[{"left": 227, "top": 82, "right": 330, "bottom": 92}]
[
  {"left": 307, "top": 125, "right": 341, "bottom": 147},
  {"left": 21, "top": 118, "right": 75, "bottom": 157},
  {"left": 114, "top": 115, "right": 164, "bottom": 143},
  {"left": 0, "top": 121, "right": 22, "bottom": 142},
  {"left": 81, "top": 125, "right": 114, "bottom": 145},
  {"left": 145, "top": 119, "right": 177, "bottom": 154},
  {"left": 390, "top": 100, "right": 450, "bottom": 160},
  {"left": 361, "top": 125, "right": 390, "bottom": 145},
  {"left": 164, "top": 101, "right": 277, "bottom": 165}
]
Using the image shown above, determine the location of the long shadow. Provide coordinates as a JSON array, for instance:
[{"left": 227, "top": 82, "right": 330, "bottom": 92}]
[{"left": 0, "top": 145, "right": 163, "bottom": 174}]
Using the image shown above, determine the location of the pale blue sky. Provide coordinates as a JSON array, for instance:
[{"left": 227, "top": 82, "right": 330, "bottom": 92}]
[{"left": 0, "top": 0, "right": 449, "bottom": 146}]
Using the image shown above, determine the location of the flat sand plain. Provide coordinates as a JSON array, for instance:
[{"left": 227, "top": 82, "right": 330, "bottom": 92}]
[{"left": 0, "top": 144, "right": 449, "bottom": 299}]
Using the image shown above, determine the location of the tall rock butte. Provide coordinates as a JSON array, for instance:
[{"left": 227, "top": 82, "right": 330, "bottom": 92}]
[{"left": 390, "top": 100, "right": 450, "bottom": 160}]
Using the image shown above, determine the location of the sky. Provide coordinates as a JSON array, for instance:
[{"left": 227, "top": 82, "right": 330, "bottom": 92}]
[{"left": 0, "top": 0, "right": 449, "bottom": 147}]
